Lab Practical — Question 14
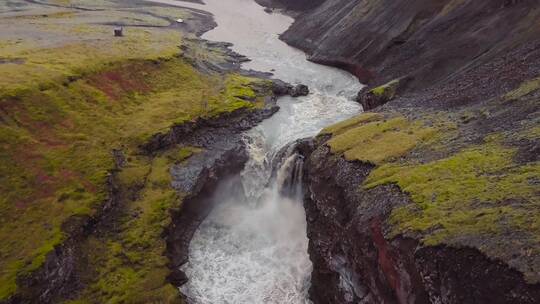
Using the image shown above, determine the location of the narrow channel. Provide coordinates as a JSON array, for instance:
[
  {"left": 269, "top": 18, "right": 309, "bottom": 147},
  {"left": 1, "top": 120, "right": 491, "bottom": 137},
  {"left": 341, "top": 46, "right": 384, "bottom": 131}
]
[{"left": 151, "top": 0, "right": 363, "bottom": 302}]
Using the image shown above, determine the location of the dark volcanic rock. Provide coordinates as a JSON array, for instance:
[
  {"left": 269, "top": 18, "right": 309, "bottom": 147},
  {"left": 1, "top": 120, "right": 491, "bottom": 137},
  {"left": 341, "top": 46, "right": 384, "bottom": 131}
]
[
  {"left": 281, "top": 0, "right": 540, "bottom": 103},
  {"left": 166, "top": 141, "right": 249, "bottom": 293},
  {"left": 290, "top": 84, "right": 309, "bottom": 97},
  {"left": 356, "top": 87, "right": 392, "bottom": 111},
  {"left": 303, "top": 142, "right": 540, "bottom": 304},
  {"left": 271, "top": 79, "right": 294, "bottom": 96},
  {"left": 270, "top": 79, "right": 310, "bottom": 97},
  {"left": 154, "top": 93, "right": 280, "bottom": 297},
  {"left": 140, "top": 105, "right": 279, "bottom": 153},
  {"left": 255, "top": 0, "right": 325, "bottom": 11}
]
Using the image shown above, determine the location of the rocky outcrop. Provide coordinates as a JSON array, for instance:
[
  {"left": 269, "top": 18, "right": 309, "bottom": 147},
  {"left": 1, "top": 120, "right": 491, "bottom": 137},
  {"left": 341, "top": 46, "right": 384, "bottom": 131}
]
[
  {"left": 276, "top": 3, "right": 540, "bottom": 302},
  {"left": 271, "top": 79, "right": 310, "bottom": 97},
  {"left": 302, "top": 142, "right": 540, "bottom": 304},
  {"left": 290, "top": 84, "right": 310, "bottom": 97},
  {"left": 356, "top": 78, "right": 403, "bottom": 110},
  {"left": 255, "top": 0, "right": 325, "bottom": 11},
  {"left": 166, "top": 144, "right": 248, "bottom": 288}
]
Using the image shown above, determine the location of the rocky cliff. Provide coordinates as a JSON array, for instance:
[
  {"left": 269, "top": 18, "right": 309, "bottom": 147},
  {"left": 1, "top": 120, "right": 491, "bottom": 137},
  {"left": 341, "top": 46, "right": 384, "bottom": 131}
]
[
  {"left": 303, "top": 139, "right": 540, "bottom": 303},
  {"left": 273, "top": 0, "right": 540, "bottom": 303},
  {"left": 282, "top": 0, "right": 540, "bottom": 104}
]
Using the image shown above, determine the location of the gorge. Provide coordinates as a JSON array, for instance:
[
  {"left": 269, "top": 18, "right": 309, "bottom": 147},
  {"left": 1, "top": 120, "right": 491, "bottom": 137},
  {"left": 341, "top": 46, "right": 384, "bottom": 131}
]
[{"left": 0, "top": 0, "right": 539, "bottom": 303}]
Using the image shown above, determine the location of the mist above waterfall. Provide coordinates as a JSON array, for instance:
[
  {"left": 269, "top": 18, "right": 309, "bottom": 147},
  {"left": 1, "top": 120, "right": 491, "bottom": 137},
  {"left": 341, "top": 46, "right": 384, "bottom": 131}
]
[{"left": 181, "top": 132, "right": 312, "bottom": 303}]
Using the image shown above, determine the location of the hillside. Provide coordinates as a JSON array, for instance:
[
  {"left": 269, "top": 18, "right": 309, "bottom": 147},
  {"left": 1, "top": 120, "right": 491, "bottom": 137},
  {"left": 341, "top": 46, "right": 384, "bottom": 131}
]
[{"left": 0, "top": 1, "right": 280, "bottom": 302}]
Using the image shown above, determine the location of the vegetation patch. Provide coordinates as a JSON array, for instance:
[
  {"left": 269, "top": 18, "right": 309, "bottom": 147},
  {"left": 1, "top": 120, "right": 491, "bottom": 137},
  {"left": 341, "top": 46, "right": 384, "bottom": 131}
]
[
  {"left": 326, "top": 113, "right": 436, "bottom": 164},
  {"left": 321, "top": 112, "right": 383, "bottom": 135},
  {"left": 207, "top": 74, "right": 269, "bottom": 116},
  {"left": 70, "top": 148, "right": 200, "bottom": 304},
  {"left": 0, "top": 55, "right": 268, "bottom": 302},
  {"left": 370, "top": 79, "right": 400, "bottom": 99},
  {"left": 504, "top": 77, "right": 540, "bottom": 101},
  {"left": 364, "top": 140, "right": 540, "bottom": 259},
  {"left": 0, "top": 1, "right": 278, "bottom": 301}
]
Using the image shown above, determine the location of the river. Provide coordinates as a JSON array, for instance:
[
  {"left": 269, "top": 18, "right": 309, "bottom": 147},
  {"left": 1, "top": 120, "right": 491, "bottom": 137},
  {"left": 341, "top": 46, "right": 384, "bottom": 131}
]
[{"left": 149, "top": 0, "right": 363, "bottom": 302}]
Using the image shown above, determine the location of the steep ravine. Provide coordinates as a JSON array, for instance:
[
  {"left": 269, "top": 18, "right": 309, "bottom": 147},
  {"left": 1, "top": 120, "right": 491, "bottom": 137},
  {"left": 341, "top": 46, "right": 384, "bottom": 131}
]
[
  {"left": 3, "top": 0, "right": 539, "bottom": 303},
  {"left": 266, "top": 0, "right": 540, "bottom": 303}
]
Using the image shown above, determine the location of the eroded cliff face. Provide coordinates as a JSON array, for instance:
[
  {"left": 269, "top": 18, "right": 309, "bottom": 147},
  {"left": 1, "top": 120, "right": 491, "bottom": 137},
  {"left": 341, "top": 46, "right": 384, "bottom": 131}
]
[
  {"left": 281, "top": 0, "right": 540, "bottom": 91},
  {"left": 303, "top": 142, "right": 540, "bottom": 304}
]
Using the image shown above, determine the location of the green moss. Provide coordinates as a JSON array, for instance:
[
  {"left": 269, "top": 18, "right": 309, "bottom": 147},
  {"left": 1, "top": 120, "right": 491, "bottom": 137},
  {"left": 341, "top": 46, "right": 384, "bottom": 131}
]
[
  {"left": 117, "top": 163, "right": 151, "bottom": 189},
  {"left": 321, "top": 112, "right": 383, "bottom": 135},
  {"left": 73, "top": 151, "right": 186, "bottom": 304},
  {"left": 0, "top": 58, "right": 267, "bottom": 301},
  {"left": 370, "top": 79, "right": 400, "bottom": 98},
  {"left": 504, "top": 77, "right": 540, "bottom": 101},
  {"left": 364, "top": 141, "right": 540, "bottom": 247},
  {"left": 164, "top": 146, "right": 202, "bottom": 164},
  {"left": 0, "top": 1, "right": 274, "bottom": 299},
  {"left": 0, "top": 261, "right": 21, "bottom": 300},
  {"left": 206, "top": 74, "right": 269, "bottom": 116},
  {"left": 326, "top": 115, "right": 436, "bottom": 164}
]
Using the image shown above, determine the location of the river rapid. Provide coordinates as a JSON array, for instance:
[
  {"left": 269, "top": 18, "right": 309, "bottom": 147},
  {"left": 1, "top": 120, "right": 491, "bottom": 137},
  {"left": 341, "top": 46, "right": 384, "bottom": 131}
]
[{"left": 149, "top": 0, "right": 363, "bottom": 302}]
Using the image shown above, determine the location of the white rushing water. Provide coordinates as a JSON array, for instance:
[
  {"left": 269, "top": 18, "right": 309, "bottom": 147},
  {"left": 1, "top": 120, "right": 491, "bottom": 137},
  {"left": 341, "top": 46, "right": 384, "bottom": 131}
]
[{"left": 149, "top": 0, "right": 363, "bottom": 302}]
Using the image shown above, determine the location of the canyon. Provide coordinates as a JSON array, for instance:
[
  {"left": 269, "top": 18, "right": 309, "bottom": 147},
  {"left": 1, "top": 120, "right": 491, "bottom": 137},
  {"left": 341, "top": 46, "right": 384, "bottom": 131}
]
[{"left": 0, "top": 0, "right": 539, "bottom": 303}]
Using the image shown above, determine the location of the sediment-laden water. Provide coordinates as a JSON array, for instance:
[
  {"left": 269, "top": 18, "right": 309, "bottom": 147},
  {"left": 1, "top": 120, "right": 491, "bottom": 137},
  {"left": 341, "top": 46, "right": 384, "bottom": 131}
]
[{"left": 151, "top": 0, "right": 363, "bottom": 302}]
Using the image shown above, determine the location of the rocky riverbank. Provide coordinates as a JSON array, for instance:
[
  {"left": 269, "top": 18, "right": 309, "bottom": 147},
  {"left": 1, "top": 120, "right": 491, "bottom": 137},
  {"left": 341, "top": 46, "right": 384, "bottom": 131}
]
[{"left": 254, "top": 0, "right": 540, "bottom": 303}]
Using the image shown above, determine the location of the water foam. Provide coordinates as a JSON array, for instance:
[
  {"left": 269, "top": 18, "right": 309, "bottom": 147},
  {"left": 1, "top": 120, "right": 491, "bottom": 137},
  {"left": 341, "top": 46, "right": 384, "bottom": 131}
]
[{"left": 181, "top": 136, "right": 312, "bottom": 303}]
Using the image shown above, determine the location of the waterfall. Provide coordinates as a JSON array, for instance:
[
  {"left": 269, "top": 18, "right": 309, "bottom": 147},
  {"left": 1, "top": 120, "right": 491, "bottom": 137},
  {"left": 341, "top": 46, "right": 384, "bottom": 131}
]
[
  {"left": 275, "top": 151, "right": 304, "bottom": 198},
  {"left": 241, "top": 128, "right": 306, "bottom": 203},
  {"left": 273, "top": 143, "right": 305, "bottom": 199},
  {"left": 180, "top": 128, "right": 313, "bottom": 304}
]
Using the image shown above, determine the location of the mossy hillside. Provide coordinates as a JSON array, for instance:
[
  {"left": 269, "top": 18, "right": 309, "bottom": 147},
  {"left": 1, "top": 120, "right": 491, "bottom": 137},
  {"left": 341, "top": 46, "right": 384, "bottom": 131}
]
[
  {"left": 0, "top": 29, "right": 183, "bottom": 96},
  {"left": 323, "top": 106, "right": 539, "bottom": 281},
  {"left": 325, "top": 113, "right": 437, "bottom": 164},
  {"left": 364, "top": 138, "right": 540, "bottom": 280},
  {"left": 69, "top": 147, "right": 200, "bottom": 304},
  {"left": 0, "top": 55, "right": 268, "bottom": 300}
]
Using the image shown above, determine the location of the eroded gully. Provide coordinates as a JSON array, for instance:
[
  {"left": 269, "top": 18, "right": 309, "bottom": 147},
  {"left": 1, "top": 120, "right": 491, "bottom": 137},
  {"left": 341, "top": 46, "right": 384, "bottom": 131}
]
[{"left": 149, "top": 0, "right": 363, "bottom": 302}]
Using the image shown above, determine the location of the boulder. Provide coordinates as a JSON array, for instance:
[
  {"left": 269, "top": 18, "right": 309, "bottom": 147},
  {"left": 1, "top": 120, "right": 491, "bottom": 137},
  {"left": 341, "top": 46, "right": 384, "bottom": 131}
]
[{"left": 290, "top": 84, "right": 309, "bottom": 97}]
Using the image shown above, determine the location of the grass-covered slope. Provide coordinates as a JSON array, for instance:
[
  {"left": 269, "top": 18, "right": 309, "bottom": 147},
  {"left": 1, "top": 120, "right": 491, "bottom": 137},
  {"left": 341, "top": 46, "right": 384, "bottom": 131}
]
[
  {"left": 321, "top": 92, "right": 540, "bottom": 283},
  {"left": 0, "top": 1, "right": 271, "bottom": 301}
]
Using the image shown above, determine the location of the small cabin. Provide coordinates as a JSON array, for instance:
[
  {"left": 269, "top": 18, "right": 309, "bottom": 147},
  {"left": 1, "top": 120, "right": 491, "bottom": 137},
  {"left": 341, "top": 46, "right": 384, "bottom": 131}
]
[{"left": 114, "top": 27, "right": 123, "bottom": 37}]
